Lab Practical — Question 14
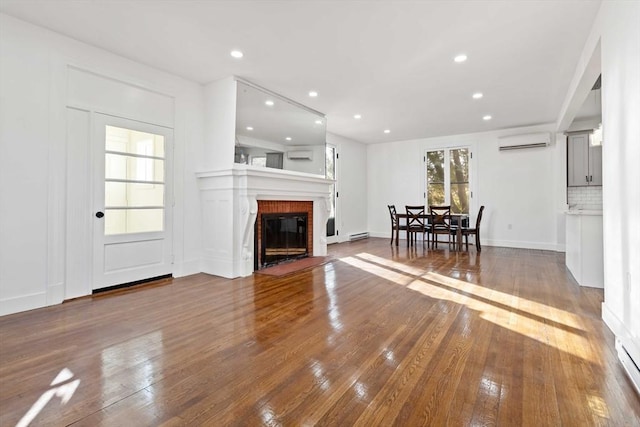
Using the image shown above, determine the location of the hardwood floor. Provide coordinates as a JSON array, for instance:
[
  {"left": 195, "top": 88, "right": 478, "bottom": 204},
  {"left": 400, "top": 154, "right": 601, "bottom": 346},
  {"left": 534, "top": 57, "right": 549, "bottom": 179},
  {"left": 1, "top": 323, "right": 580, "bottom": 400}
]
[{"left": 1, "top": 238, "right": 639, "bottom": 426}]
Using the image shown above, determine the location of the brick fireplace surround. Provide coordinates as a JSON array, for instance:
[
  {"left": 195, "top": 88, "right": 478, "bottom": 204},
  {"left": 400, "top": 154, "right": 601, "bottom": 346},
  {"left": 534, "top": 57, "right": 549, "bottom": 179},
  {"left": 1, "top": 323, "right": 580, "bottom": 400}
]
[{"left": 255, "top": 201, "right": 313, "bottom": 269}]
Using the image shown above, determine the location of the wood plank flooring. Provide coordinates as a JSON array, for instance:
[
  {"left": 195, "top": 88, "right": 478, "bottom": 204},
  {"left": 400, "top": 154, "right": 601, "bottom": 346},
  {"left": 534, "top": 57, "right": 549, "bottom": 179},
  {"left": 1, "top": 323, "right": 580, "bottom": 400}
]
[{"left": 1, "top": 238, "right": 639, "bottom": 426}]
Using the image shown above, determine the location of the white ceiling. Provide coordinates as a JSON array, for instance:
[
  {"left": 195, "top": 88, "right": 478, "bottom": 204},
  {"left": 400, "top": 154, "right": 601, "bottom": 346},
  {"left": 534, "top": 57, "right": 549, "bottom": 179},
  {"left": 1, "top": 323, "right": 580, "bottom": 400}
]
[{"left": 0, "top": 0, "right": 601, "bottom": 144}]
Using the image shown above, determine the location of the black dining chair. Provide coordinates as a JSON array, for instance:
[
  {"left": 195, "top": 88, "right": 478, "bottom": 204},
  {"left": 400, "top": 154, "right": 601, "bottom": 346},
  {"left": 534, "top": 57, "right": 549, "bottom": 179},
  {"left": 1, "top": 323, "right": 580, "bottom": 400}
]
[
  {"left": 460, "top": 205, "right": 485, "bottom": 251},
  {"left": 387, "top": 205, "right": 407, "bottom": 245},
  {"left": 429, "top": 205, "right": 453, "bottom": 249},
  {"left": 405, "top": 205, "right": 428, "bottom": 246}
]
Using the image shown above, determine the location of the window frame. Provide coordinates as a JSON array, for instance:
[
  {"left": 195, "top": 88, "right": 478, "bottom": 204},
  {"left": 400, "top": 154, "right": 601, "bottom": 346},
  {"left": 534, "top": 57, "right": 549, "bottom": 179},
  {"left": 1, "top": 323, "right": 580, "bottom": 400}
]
[{"left": 424, "top": 143, "right": 475, "bottom": 216}]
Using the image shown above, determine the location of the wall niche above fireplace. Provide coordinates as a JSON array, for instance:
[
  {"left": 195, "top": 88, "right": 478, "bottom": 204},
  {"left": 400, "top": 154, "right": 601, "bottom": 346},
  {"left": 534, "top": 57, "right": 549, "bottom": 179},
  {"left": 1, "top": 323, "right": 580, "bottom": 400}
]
[{"left": 235, "top": 79, "right": 327, "bottom": 176}]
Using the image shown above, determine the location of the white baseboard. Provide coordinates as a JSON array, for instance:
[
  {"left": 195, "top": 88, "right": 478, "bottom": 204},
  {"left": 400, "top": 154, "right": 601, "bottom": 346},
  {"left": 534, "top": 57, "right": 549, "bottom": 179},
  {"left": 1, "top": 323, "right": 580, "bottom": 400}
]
[
  {"left": 369, "top": 233, "right": 561, "bottom": 251},
  {"left": 483, "top": 239, "right": 559, "bottom": 251},
  {"left": 173, "top": 258, "right": 202, "bottom": 278},
  {"left": 0, "top": 292, "right": 47, "bottom": 317},
  {"left": 368, "top": 231, "right": 390, "bottom": 239},
  {"left": 201, "top": 251, "right": 235, "bottom": 279},
  {"left": 47, "top": 281, "right": 65, "bottom": 305},
  {"left": 602, "top": 302, "right": 623, "bottom": 335}
]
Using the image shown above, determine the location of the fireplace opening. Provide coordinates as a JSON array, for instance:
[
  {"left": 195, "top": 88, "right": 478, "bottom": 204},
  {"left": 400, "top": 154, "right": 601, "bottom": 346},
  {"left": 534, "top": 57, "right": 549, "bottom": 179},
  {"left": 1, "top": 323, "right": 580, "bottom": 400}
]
[{"left": 260, "top": 212, "right": 309, "bottom": 268}]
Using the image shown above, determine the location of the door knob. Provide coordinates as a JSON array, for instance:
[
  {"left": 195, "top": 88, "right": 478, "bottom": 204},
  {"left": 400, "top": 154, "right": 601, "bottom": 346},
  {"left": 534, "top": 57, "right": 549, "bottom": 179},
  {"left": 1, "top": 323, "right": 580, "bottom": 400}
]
[{"left": 95, "top": 211, "right": 104, "bottom": 218}]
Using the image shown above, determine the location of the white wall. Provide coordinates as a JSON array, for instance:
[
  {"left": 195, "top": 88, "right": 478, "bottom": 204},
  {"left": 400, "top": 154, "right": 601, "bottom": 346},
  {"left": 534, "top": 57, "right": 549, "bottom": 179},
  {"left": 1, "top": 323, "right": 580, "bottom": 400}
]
[
  {"left": 326, "top": 133, "right": 368, "bottom": 242},
  {"left": 0, "top": 14, "right": 204, "bottom": 315},
  {"left": 203, "top": 77, "right": 236, "bottom": 171},
  {"left": 566, "top": 1, "right": 640, "bottom": 371},
  {"left": 367, "top": 125, "right": 566, "bottom": 250}
]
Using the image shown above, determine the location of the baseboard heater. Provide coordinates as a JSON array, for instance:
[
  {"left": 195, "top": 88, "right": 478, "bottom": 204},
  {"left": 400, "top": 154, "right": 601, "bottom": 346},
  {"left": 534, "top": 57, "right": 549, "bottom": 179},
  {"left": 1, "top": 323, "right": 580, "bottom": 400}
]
[
  {"left": 348, "top": 232, "right": 369, "bottom": 241},
  {"left": 616, "top": 338, "right": 640, "bottom": 395}
]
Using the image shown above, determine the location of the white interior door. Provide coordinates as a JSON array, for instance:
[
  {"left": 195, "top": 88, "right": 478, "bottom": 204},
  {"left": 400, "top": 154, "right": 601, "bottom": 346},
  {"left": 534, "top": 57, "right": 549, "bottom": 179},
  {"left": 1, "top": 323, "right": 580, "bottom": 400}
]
[{"left": 92, "top": 114, "right": 173, "bottom": 290}]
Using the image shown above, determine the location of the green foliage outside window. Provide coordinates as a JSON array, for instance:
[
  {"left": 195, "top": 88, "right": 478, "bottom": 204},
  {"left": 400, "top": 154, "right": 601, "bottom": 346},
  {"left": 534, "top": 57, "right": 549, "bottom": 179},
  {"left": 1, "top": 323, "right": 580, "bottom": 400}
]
[{"left": 426, "top": 148, "right": 469, "bottom": 214}]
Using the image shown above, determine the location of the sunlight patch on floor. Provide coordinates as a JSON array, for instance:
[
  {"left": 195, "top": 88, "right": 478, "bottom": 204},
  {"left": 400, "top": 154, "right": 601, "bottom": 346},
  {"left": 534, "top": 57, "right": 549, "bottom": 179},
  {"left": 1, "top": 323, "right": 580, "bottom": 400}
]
[
  {"left": 339, "top": 256, "right": 413, "bottom": 286},
  {"left": 17, "top": 368, "right": 80, "bottom": 427},
  {"left": 355, "top": 252, "right": 426, "bottom": 276},
  {"left": 338, "top": 253, "right": 598, "bottom": 363},
  {"left": 587, "top": 394, "right": 610, "bottom": 420},
  {"left": 410, "top": 275, "right": 595, "bottom": 362},
  {"left": 424, "top": 272, "right": 585, "bottom": 330}
]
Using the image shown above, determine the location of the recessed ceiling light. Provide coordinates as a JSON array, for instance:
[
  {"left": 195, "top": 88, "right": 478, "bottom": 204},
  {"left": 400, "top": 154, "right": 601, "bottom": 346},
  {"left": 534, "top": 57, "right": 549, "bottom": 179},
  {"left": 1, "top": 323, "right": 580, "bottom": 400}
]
[
  {"left": 265, "top": 100, "right": 274, "bottom": 106},
  {"left": 246, "top": 126, "right": 253, "bottom": 131},
  {"left": 285, "top": 137, "right": 292, "bottom": 141},
  {"left": 483, "top": 115, "right": 492, "bottom": 121},
  {"left": 472, "top": 92, "right": 483, "bottom": 99},
  {"left": 384, "top": 129, "right": 391, "bottom": 134},
  {"left": 230, "top": 50, "right": 243, "bottom": 59},
  {"left": 354, "top": 114, "right": 362, "bottom": 119},
  {"left": 315, "top": 120, "right": 323, "bottom": 125},
  {"left": 309, "top": 91, "right": 318, "bottom": 97},
  {"left": 454, "top": 54, "right": 468, "bottom": 63}
]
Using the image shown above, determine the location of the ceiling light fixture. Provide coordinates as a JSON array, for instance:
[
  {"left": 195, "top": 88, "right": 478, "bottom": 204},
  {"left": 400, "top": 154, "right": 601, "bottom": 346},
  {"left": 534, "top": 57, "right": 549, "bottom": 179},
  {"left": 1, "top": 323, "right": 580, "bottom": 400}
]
[
  {"left": 472, "top": 92, "right": 483, "bottom": 99},
  {"left": 354, "top": 114, "right": 362, "bottom": 119},
  {"left": 246, "top": 126, "right": 253, "bottom": 131},
  {"left": 265, "top": 100, "right": 274, "bottom": 106},
  {"left": 315, "top": 120, "right": 323, "bottom": 125},
  {"left": 285, "top": 137, "right": 292, "bottom": 141},
  {"left": 384, "top": 129, "right": 391, "bottom": 134},
  {"left": 230, "top": 50, "right": 243, "bottom": 59},
  {"left": 483, "top": 115, "right": 492, "bottom": 121},
  {"left": 454, "top": 54, "right": 468, "bottom": 63},
  {"left": 309, "top": 91, "right": 318, "bottom": 97}
]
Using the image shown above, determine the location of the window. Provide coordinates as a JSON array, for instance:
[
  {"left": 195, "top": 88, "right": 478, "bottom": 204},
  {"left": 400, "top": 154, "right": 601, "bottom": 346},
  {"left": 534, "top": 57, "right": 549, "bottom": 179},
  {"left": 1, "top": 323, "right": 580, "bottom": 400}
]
[
  {"left": 426, "top": 147, "right": 470, "bottom": 214},
  {"left": 135, "top": 138, "right": 154, "bottom": 181}
]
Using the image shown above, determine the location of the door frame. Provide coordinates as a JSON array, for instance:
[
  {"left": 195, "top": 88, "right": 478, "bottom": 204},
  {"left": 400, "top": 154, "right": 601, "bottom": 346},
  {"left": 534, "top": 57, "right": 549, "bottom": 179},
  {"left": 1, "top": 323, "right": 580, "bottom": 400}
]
[
  {"left": 91, "top": 113, "right": 174, "bottom": 290},
  {"left": 326, "top": 143, "right": 339, "bottom": 244}
]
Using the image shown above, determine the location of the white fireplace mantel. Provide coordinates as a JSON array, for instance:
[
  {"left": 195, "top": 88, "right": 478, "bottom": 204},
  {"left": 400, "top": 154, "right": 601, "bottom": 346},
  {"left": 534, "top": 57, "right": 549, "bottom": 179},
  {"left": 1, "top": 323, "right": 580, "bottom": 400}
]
[{"left": 196, "top": 165, "right": 334, "bottom": 278}]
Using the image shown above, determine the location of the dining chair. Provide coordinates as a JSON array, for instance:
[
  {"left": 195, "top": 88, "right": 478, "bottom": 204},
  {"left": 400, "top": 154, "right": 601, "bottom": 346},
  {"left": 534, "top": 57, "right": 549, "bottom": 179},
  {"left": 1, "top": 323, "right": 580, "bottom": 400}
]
[
  {"left": 429, "top": 205, "right": 453, "bottom": 249},
  {"left": 460, "top": 205, "right": 485, "bottom": 251},
  {"left": 387, "top": 205, "right": 407, "bottom": 245},
  {"left": 405, "top": 205, "right": 428, "bottom": 246}
]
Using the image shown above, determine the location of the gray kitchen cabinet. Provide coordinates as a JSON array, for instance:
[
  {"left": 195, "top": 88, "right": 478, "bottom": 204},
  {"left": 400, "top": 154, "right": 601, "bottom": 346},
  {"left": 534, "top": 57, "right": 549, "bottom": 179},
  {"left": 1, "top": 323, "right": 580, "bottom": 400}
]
[{"left": 567, "top": 132, "right": 602, "bottom": 186}]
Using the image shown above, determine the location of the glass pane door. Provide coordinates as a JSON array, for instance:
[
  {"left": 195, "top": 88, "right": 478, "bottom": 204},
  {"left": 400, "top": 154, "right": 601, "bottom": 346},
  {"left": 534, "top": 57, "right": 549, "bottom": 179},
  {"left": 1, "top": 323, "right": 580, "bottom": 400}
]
[
  {"left": 425, "top": 147, "right": 470, "bottom": 215},
  {"left": 104, "top": 125, "right": 165, "bottom": 235},
  {"left": 426, "top": 150, "right": 445, "bottom": 206},
  {"left": 449, "top": 148, "right": 469, "bottom": 214}
]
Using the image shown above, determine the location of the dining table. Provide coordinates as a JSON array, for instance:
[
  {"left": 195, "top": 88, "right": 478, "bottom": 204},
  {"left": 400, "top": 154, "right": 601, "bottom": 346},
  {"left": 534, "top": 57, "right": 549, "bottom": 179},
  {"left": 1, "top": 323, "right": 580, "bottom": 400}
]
[{"left": 394, "top": 213, "right": 469, "bottom": 251}]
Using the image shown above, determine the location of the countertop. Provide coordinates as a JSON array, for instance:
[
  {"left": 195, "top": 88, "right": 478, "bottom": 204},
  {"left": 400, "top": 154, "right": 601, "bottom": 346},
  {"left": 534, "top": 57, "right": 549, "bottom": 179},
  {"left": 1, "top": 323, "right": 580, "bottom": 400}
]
[{"left": 565, "top": 209, "right": 603, "bottom": 216}]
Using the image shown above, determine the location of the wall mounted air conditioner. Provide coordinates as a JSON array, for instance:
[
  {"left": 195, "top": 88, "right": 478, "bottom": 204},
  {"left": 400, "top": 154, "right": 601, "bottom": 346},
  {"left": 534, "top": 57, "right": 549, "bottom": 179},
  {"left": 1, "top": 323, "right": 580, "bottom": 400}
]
[
  {"left": 498, "top": 132, "right": 552, "bottom": 151},
  {"left": 287, "top": 150, "right": 313, "bottom": 160}
]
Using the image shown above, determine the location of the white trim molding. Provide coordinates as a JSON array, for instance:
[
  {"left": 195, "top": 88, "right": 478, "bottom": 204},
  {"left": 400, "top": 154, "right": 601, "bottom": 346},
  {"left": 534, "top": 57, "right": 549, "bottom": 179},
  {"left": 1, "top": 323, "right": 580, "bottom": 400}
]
[{"left": 196, "top": 165, "right": 333, "bottom": 278}]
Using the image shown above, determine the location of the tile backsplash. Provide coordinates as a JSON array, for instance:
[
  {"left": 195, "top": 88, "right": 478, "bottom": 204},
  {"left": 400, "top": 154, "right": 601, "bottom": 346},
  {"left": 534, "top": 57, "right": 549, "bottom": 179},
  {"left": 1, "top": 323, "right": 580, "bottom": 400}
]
[{"left": 567, "top": 186, "right": 603, "bottom": 210}]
